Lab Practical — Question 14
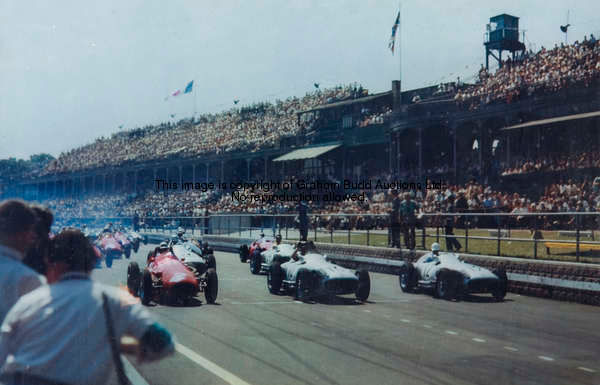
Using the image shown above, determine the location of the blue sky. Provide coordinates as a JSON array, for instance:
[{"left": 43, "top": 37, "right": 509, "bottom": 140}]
[{"left": 1, "top": 0, "right": 599, "bottom": 159}]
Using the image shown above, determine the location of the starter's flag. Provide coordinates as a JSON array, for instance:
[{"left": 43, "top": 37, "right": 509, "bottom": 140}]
[{"left": 388, "top": 10, "right": 400, "bottom": 54}]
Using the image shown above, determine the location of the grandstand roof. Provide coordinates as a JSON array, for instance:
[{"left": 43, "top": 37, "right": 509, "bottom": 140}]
[
  {"left": 299, "top": 91, "right": 392, "bottom": 114},
  {"left": 502, "top": 110, "right": 600, "bottom": 130},
  {"left": 273, "top": 144, "right": 340, "bottom": 162}
]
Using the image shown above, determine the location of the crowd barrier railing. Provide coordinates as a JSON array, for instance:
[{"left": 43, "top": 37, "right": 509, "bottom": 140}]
[{"left": 59, "top": 212, "right": 600, "bottom": 264}]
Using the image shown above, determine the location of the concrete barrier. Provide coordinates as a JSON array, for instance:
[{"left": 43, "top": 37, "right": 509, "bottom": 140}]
[{"left": 142, "top": 232, "right": 600, "bottom": 306}]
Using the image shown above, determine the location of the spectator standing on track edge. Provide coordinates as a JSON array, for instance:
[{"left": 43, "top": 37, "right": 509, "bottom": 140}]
[
  {"left": 298, "top": 199, "right": 309, "bottom": 241},
  {"left": 444, "top": 195, "right": 462, "bottom": 251},
  {"left": 0, "top": 229, "right": 175, "bottom": 385},
  {"left": 389, "top": 190, "right": 401, "bottom": 248},
  {"left": 400, "top": 192, "right": 419, "bottom": 250},
  {"left": 0, "top": 200, "right": 45, "bottom": 324}
]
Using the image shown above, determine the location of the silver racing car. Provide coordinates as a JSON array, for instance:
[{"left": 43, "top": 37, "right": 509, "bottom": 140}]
[
  {"left": 267, "top": 242, "right": 370, "bottom": 302},
  {"left": 399, "top": 243, "right": 507, "bottom": 301}
]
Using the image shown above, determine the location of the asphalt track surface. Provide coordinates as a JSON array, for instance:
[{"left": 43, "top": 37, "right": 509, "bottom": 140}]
[{"left": 93, "top": 244, "right": 600, "bottom": 385}]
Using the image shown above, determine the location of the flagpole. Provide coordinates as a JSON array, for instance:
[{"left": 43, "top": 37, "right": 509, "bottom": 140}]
[{"left": 399, "top": 1, "right": 402, "bottom": 86}]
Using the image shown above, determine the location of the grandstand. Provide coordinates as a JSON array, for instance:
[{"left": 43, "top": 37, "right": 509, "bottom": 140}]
[{"left": 3, "top": 30, "right": 600, "bottom": 228}]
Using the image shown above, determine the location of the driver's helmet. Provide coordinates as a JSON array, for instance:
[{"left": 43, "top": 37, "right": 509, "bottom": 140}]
[
  {"left": 275, "top": 234, "right": 282, "bottom": 243},
  {"left": 431, "top": 242, "right": 441, "bottom": 253},
  {"left": 260, "top": 232, "right": 265, "bottom": 238},
  {"left": 297, "top": 241, "right": 308, "bottom": 254},
  {"left": 177, "top": 227, "right": 185, "bottom": 236},
  {"left": 159, "top": 241, "right": 169, "bottom": 251}
]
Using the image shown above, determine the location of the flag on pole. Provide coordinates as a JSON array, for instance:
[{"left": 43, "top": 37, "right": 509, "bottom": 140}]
[
  {"left": 388, "top": 10, "right": 400, "bottom": 54},
  {"left": 184, "top": 80, "right": 194, "bottom": 94},
  {"left": 172, "top": 89, "right": 181, "bottom": 97}
]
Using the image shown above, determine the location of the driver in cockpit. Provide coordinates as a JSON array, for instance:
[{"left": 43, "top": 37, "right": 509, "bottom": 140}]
[{"left": 290, "top": 241, "right": 307, "bottom": 262}]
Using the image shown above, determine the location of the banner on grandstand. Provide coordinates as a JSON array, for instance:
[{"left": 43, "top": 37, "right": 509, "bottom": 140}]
[{"left": 388, "top": 10, "right": 400, "bottom": 54}]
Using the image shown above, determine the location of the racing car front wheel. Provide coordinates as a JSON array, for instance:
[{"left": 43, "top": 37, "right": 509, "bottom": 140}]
[
  {"left": 492, "top": 269, "right": 508, "bottom": 302},
  {"left": 434, "top": 271, "right": 456, "bottom": 300},
  {"left": 105, "top": 252, "right": 113, "bottom": 268},
  {"left": 239, "top": 245, "right": 249, "bottom": 263},
  {"left": 205, "top": 254, "right": 217, "bottom": 270},
  {"left": 127, "top": 262, "right": 141, "bottom": 297},
  {"left": 399, "top": 264, "right": 416, "bottom": 293},
  {"left": 140, "top": 269, "right": 153, "bottom": 305},
  {"left": 355, "top": 270, "right": 371, "bottom": 302},
  {"left": 204, "top": 268, "right": 218, "bottom": 304},
  {"left": 250, "top": 253, "right": 261, "bottom": 275},
  {"left": 268, "top": 262, "right": 283, "bottom": 294}
]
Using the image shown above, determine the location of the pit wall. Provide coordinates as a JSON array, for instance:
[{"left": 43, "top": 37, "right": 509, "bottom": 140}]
[{"left": 143, "top": 233, "right": 600, "bottom": 306}]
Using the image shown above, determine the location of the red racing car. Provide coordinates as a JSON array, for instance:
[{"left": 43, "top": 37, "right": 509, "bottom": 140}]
[
  {"left": 127, "top": 242, "right": 218, "bottom": 306},
  {"left": 96, "top": 233, "right": 123, "bottom": 267},
  {"left": 239, "top": 234, "right": 275, "bottom": 263}
]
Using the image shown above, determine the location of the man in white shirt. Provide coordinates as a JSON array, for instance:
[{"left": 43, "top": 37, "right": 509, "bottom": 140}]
[
  {"left": 0, "top": 199, "right": 45, "bottom": 324},
  {"left": 0, "top": 229, "right": 174, "bottom": 385}
]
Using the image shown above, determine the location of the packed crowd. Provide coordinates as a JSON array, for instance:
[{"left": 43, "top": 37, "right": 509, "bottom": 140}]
[
  {"left": 501, "top": 150, "right": 600, "bottom": 176},
  {"left": 455, "top": 36, "right": 600, "bottom": 109},
  {"left": 43, "top": 85, "right": 368, "bottom": 175},
  {"left": 34, "top": 172, "right": 600, "bottom": 232}
]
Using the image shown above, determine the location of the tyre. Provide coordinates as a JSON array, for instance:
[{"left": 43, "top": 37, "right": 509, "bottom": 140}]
[
  {"left": 268, "top": 262, "right": 283, "bottom": 294},
  {"left": 140, "top": 269, "right": 153, "bottom": 306},
  {"left": 205, "top": 254, "right": 216, "bottom": 270},
  {"left": 492, "top": 269, "right": 508, "bottom": 302},
  {"left": 105, "top": 252, "right": 113, "bottom": 268},
  {"left": 435, "top": 271, "right": 455, "bottom": 300},
  {"left": 294, "top": 271, "right": 308, "bottom": 300},
  {"left": 133, "top": 240, "right": 140, "bottom": 253},
  {"left": 127, "top": 262, "right": 141, "bottom": 297},
  {"left": 204, "top": 268, "right": 218, "bottom": 304},
  {"left": 399, "top": 263, "right": 416, "bottom": 293},
  {"left": 125, "top": 247, "right": 131, "bottom": 259},
  {"left": 355, "top": 270, "right": 371, "bottom": 302},
  {"left": 239, "top": 245, "right": 249, "bottom": 263},
  {"left": 250, "top": 252, "right": 261, "bottom": 275}
]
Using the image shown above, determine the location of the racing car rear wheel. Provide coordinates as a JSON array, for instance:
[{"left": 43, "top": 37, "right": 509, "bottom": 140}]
[
  {"left": 250, "top": 252, "right": 261, "bottom": 275},
  {"left": 268, "top": 262, "right": 283, "bottom": 294},
  {"left": 127, "top": 262, "right": 141, "bottom": 297},
  {"left": 204, "top": 268, "right": 218, "bottom": 304},
  {"left": 492, "top": 269, "right": 508, "bottom": 302},
  {"left": 125, "top": 247, "right": 131, "bottom": 259},
  {"left": 399, "top": 264, "right": 416, "bottom": 293},
  {"left": 140, "top": 269, "right": 153, "bottom": 306},
  {"left": 133, "top": 241, "right": 140, "bottom": 253},
  {"left": 239, "top": 245, "right": 249, "bottom": 263},
  {"left": 355, "top": 270, "right": 371, "bottom": 302}
]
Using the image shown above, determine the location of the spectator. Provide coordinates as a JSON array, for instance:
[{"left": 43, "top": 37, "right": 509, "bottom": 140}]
[
  {"left": 0, "top": 199, "right": 45, "bottom": 323},
  {"left": 0, "top": 229, "right": 175, "bottom": 385}
]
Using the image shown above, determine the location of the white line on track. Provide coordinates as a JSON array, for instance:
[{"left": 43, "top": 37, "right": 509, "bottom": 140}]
[
  {"left": 229, "top": 301, "right": 294, "bottom": 305},
  {"left": 577, "top": 367, "right": 596, "bottom": 373},
  {"left": 423, "top": 324, "right": 432, "bottom": 329},
  {"left": 472, "top": 338, "right": 486, "bottom": 343},
  {"left": 400, "top": 319, "right": 411, "bottom": 323},
  {"left": 538, "top": 356, "right": 554, "bottom": 362},
  {"left": 363, "top": 309, "right": 372, "bottom": 313},
  {"left": 122, "top": 356, "right": 150, "bottom": 385},
  {"left": 445, "top": 330, "right": 458, "bottom": 335},
  {"left": 504, "top": 346, "right": 518, "bottom": 352},
  {"left": 176, "top": 343, "right": 252, "bottom": 385}
]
